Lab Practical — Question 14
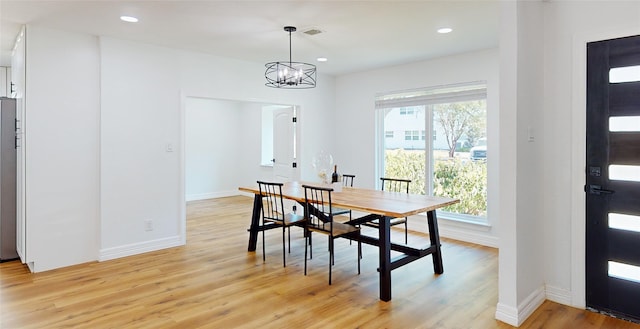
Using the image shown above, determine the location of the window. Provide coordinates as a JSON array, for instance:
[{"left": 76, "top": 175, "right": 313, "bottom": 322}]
[
  {"left": 399, "top": 107, "right": 415, "bottom": 115},
  {"left": 404, "top": 130, "right": 421, "bottom": 141},
  {"left": 375, "top": 82, "right": 488, "bottom": 222},
  {"left": 385, "top": 131, "right": 394, "bottom": 138}
]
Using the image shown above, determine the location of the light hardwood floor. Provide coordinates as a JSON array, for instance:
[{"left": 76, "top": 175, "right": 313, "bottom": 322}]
[{"left": 1, "top": 196, "right": 639, "bottom": 328}]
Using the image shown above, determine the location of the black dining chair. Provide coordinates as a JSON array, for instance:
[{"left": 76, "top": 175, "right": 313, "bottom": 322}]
[
  {"left": 331, "top": 174, "right": 355, "bottom": 221},
  {"left": 364, "top": 177, "right": 411, "bottom": 244},
  {"left": 342, "top": 174, "right": 355, "bottom": 187},
  {"left": 335, "top": 174, "right": 356, "bottom": 244},
  {"left": 257, "top": 181, "right": 306, "bottom": 267},
  {"left": 302, "top": 184, "right": 361, "bottom": 285}
]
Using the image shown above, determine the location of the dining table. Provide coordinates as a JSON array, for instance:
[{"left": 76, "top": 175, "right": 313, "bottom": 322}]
[{"left": 238, "top": 181, "right": 459, "bottom": 301}]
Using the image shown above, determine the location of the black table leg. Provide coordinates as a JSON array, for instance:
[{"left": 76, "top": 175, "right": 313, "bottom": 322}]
[
  {"left": 427, "top": 210, "right": 444, "bottom": 274},
  {"left": 247, "top": 194, "right": 262, "bottom": 252},
  {"left": 379, "top": 215, "right": 392, "bottom": 301}
]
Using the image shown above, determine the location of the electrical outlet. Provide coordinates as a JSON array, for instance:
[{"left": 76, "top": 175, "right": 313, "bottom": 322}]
[{"left": 144, "top": 219, "right": 153, "bottom": 231}]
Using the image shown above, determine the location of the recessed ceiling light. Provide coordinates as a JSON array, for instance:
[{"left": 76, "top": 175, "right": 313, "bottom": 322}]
[
  {"left": 317, "top": 57, "right": 328, "bottom": 62},
  {"left": 437, "top": 27, "right": 453, "bottom": 34},
  {"left": 120, "top": 16, "right": 139, "bottom": 23}
]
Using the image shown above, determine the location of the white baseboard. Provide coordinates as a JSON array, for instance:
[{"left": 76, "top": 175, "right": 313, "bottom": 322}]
[
  {"left": 545, "top": 284, "right": 573, "bottom": 306},
  {"left": 495, "top": 285, "right": 546, "bottom": 326},
  {"left": 99, "top": 235, "right": 183, "bottom": 262},
  {"left": 495, "top": 302, "right": 519, "bottom": 327},
  {"left": 406, "top": 215, "right": 499, "bottom": 248},
  {"left": 186, "top": 190, "right": 237, "bottom": 201},
  {"left": 437, "top": 223, "right": 499, "bottom": 248}
]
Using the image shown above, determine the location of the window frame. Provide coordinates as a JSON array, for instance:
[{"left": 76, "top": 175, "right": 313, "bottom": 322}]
[{"left": 375, "top": 82, "right": 488, "bottom": 224}]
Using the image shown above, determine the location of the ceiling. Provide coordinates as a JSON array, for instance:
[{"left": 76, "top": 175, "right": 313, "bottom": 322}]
[{"left": 0, "top": 1, "right": 500, "bottom": 76}]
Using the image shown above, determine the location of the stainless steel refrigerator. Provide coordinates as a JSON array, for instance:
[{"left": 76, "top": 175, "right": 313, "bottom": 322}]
[{"left": 0, "top": 97, "right": 17, "bottom": 261}]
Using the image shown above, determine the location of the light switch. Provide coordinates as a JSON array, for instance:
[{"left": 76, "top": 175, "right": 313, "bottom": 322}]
[
  {"left": 166, "top": 143, "right": 174, "bottom": 152},
  {"left": 527, "top": 126, "right": 535, "bottom": 142}
]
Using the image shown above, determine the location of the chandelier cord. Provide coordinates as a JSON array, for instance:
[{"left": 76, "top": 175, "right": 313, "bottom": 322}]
[{"left": 288, "top": 29, "right": 292, "bottom": 65}]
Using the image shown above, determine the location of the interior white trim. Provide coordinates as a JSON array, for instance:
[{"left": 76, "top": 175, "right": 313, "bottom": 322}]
[
  {"left": 496, "top": 286, "right": 546, "bottom": 327},
  {"left": 186, "top": 191, "right": 238, "bottom": 202},
  {"left": 179, "top": 91, "right": 187, "bottom": 246},
  {"left": 437, "top": 221, "right": 498, "bottom": 248},
  {"left": 99, "top": 235, "right": 183, "bottom": 262},
  {"left": 495, "top": 303, "right": 518, "bottom": 326},
  {"left": 545, "top": 284, "right": 572, "bottom": 306}
]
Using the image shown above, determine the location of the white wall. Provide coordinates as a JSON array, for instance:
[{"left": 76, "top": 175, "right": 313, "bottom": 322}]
[
  {"left": 495, "top": 2, "right": 519, "bottom": 323},
  {"left": 334, "top": 48, "right": 500, "bottom": 247},
  {"left": 516, "top": 1, "right": 547, "bottom": 324},
  {"left": 21, "top": 29, "right": 336, "bottom": 271},
  {"left": 177, "top": 50, "right": 336, "bottom": 184},
  {"left": 99, "top": 38, "right": 183, "bottom": 259},
  {"left": 25, "top": 26, "right": 100, "bottom": 272},
  {"left": 496, "top": 2, "right": 548, "bottom": 326},
  {"left": 542, "top": 0, "right": 640, "bottom": 308},
  {"left": 99, "top": 38, "right": 336, "bottom": 259},
  {"left": 23, "top": 4, "right": 640, "bottom": 326},
  {"left": 185, "top": 98, "right": 242, "bottom": 201},
  {"left": 185, "top": 98, "right": 287, "bottom": 200},
  {"left": 237, "top": 101, "right": 275, "bottom": 188},
  {"left": 0, "top": 67, "right": 10, "bottom": 97},
  {"left": 494, "top": 1, "right": 640, "bottom": 325}
]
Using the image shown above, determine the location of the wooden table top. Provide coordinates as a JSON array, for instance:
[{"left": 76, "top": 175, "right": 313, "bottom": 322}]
[{"left": 239, "top": 181, "right": 459, "bottom": 218}]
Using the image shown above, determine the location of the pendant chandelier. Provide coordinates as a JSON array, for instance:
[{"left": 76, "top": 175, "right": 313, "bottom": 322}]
[{"left": 265, "top": 26, "right": 317, "bottom": 89}]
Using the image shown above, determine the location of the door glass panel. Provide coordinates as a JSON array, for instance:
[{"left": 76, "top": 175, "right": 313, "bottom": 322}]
[
  {"left": 610, "top": 65, "right": 640, "bottom": 83},
  {"left": 609, "top": 116, "right": 640, "bottom": 132},
  {"left": 609, "top": 261, "right": 640, "bottom": 284},
  {"left": 609, "top": 165, "right": 640, "bottom": 182},
  {"left": 609, "top": 213, "right": 640, "bottom": 233}
]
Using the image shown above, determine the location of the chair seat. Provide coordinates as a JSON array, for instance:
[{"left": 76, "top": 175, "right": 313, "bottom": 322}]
[
  {"left": 257, "top": 180, "right": 306, "bottom": 267},
  {"left": 284, "top": 213, "right": 306, "bottom": 225},
  {"left": 308, "top": 221, "right": 359, "bottom": 237},
  {"left": 265, "top": 213, "right": 305, "bottom": 226}
]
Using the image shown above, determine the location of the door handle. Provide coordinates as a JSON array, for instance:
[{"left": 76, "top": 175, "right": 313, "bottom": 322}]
[{"left": 587, "top": 185, "right": 615, "bottom": 195}]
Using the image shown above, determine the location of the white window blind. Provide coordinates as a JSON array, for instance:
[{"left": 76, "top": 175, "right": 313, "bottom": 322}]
[{"left": 375, "top": 81, "right": 487, "bottom": 109}]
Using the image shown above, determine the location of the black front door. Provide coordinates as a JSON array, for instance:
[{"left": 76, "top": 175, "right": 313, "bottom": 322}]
[{"left": 586, "top": 35, "right": 640, "bottom": 322}]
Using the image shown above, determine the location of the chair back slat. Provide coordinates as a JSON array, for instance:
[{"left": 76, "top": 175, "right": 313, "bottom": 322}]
[
  {"left": 342, "top": 174, "right": 355, "bottom": 187},
  {"left": 302, "top": 185, "right": 334, "bottom": 229},
  {"left": 380, "top": 177, "right": 411, "bottom": 193},
  {"left": 301, "top": 184, "right": 361, "bottom": 284},
  {"left": 257, "top": 181, "right": 285, "bottom": 222}
]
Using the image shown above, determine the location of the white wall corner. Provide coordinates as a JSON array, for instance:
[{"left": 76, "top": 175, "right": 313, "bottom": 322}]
[
  {"left": 545, "top": 284, "right": 573, "bottom": 306},
  {"left": 496, "top": 286, "right": 546, "bottom": 327},
  {"left": 99, "top": 235, "right": 183, "bottom": 262}
]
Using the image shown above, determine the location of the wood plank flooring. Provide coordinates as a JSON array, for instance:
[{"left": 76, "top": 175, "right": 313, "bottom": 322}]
[{"left": 1, "top": 195, "right": 639, "bottom": 328}]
